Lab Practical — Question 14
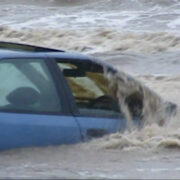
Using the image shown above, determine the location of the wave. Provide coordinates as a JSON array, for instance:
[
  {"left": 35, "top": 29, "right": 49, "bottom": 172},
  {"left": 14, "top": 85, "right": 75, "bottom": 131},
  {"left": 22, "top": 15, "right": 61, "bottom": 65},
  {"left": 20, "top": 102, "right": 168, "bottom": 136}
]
[
  {"left": 44, "top": 0, "right": 180, "bottom": 10},
  {"left": 2, "top": 0, "right": 179, "bottom": 9},
  {"left": 84, "top": 74, "right": 180, "bottom": 150},
  {"left": 1, "top": 27, "right": 180, "bottom": 53}
]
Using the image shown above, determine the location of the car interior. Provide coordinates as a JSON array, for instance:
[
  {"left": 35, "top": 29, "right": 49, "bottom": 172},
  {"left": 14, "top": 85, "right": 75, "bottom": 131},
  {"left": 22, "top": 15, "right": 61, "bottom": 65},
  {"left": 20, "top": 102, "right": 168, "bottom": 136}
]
[
  {"left": 5, "top": 87, "right": 40, "bottom": 111},
  {"left": 58, "top": 60, "right": 124, "bottom": 118},
  {"left": 0, "top": 59, "right": 61, "bottom": 113}
]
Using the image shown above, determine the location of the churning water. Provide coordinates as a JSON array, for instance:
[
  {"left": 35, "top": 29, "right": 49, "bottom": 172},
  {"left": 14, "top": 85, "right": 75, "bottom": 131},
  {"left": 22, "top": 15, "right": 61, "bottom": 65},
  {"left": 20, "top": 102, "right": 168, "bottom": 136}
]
[{"left": 0, "top": 0, "right": 180, "bottom": 179}]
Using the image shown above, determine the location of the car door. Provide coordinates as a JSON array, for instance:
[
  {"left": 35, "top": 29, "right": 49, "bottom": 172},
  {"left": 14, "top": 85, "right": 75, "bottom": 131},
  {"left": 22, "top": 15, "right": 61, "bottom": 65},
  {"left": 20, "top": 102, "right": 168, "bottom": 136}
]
[
  {"left": 0, "top": 57, "right": 81, "bottom": 150},
  {"left": 54, "top": 58, "right": 127, "bottom": 141}
]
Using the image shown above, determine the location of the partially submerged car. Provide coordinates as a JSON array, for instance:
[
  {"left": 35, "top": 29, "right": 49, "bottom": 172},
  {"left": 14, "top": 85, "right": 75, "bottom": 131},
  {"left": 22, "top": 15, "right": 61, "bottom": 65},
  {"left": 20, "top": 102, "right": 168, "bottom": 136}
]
[{"left": 0, "top": 41, "right": 176, "bottom": 150}]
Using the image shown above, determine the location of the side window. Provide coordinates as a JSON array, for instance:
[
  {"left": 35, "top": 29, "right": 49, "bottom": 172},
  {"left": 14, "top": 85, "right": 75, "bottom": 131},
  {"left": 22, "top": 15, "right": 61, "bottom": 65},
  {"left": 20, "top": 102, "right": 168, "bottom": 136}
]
[
  {"left": 57, "top": 60, "right": 123, "bottom": 119},
  {"left": 0, "top": 59, "right": 61, "bottom": 113}
]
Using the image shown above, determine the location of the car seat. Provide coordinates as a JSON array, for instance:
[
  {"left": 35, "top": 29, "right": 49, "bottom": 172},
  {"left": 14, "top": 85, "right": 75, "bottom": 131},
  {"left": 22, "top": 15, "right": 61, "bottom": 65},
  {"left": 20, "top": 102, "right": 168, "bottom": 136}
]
[{"left": 5, "top": 87, "right": 40, "bottom": 111}]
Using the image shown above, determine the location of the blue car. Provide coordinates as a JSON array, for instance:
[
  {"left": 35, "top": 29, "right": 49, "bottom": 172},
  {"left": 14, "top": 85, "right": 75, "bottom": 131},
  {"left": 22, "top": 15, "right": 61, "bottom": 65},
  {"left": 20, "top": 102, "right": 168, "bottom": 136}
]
[{"left": 0, "top": 41, "right": 176, "bottom": 150}]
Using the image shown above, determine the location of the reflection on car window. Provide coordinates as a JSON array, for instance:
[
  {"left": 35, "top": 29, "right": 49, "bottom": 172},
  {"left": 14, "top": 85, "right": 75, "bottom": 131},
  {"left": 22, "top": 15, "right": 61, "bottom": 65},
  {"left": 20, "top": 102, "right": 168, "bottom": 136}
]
[
  {"left": 57, "top": 60, "right": 123, "bottom": 119},
  {"left": 0, "top": 59, "right": 61, "bottom": 113}
]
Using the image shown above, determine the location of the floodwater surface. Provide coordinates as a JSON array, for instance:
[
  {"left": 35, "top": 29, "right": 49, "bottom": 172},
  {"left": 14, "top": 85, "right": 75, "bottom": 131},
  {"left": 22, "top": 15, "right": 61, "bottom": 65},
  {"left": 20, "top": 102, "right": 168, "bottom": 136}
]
[{"left": 0, "top": 0, "right": 180, "bottom": 179}]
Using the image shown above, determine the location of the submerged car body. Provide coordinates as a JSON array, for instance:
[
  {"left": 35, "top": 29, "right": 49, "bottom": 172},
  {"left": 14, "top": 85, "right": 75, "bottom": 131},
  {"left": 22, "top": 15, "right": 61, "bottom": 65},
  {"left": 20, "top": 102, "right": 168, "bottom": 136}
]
[{"left": 0, "top": 41, "right": 176, "bottom": 150}]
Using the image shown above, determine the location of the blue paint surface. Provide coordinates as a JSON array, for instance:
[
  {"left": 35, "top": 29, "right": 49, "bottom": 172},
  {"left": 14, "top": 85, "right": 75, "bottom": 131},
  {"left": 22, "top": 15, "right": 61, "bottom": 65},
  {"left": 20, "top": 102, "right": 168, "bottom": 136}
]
[
  {"left": 75, "top": 116, "right": 126, "bottom": 141},
  {"left": 0, "top": 112, "right": 81, "bottom": 150}
]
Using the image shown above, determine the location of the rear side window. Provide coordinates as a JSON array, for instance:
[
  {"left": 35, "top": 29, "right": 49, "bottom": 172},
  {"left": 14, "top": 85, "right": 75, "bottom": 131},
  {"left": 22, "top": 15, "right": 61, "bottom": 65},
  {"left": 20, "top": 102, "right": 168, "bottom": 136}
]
[
  {"left": 0, "top": 59, "right": 61, "bottom": 113},
  {"left": 57, "top": 60, "right": 123, "bottom": 119}
]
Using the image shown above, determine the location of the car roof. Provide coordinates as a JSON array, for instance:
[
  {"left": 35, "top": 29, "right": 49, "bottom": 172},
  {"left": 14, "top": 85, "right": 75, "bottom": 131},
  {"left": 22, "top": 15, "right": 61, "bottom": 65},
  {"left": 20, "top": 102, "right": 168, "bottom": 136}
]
[
  {"left": 0, "top": 41, "right": 92, "bottom": 61},
  {"left": 0, "top": 41, "right": 116, "bottom": 71}
]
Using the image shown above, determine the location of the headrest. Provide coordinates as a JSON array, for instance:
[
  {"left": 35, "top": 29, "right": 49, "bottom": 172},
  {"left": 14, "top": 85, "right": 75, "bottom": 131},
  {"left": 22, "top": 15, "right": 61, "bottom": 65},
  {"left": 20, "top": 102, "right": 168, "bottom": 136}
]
[{"left": 7, "top": 87, "right": 40, "bottom": 105}]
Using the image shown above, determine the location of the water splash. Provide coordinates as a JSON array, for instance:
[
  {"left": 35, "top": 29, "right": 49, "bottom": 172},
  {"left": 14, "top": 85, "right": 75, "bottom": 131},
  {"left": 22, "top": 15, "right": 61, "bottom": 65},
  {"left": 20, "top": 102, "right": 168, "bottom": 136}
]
[
  {"left": 105, "top": 70, "right": 176, "bottom": 127},
  {"left": 85, "top": 73, "right": 180, "bottom": 151}
]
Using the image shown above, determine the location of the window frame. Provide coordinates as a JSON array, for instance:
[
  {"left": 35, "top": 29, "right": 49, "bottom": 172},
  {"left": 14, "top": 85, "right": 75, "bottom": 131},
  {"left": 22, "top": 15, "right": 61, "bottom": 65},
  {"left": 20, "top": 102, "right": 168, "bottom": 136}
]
[
  {"left": 49, "top": 58, "right": 80, "bottom": 116},
  {"left": 53, "top": 58, "right": 123, "bottom": 119},
  {"left": 0, "top": 57, "right": 71, "bottom": 116}
]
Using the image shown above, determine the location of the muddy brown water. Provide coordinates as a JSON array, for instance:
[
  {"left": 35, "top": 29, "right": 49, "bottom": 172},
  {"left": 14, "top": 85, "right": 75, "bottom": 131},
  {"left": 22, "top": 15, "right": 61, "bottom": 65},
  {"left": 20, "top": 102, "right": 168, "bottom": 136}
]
[{"left": 0, "top": 0, "right": 180, "bottom": 178}]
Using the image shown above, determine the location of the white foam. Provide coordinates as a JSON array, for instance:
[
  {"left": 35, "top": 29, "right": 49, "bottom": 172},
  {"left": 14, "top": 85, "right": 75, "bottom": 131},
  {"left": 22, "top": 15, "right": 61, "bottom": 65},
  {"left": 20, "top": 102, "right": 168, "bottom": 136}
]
[
  {"left": 168, "top": 17, "right": 180, "bottom": 29},
  {"left": 1, "top": 2, "right": 180, "bottom": 32}
]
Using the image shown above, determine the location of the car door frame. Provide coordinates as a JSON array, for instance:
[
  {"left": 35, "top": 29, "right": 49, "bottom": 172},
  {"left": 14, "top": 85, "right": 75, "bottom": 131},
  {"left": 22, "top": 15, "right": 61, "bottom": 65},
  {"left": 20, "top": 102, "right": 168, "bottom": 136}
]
[
  {"left": 46, "top": 56, "right": 80, "bottom": 116},
  {"left": 0, "top": 55, "right": 83, "bottom": 150},
  {"left": 0, "top": 55, "right": 71, "bottom": 116},
  {"left": 46, "top": 56, "right": 119, "bottom": 117},
  {"left": 47, "top": 56, "right": 127, "bottom": 141}
]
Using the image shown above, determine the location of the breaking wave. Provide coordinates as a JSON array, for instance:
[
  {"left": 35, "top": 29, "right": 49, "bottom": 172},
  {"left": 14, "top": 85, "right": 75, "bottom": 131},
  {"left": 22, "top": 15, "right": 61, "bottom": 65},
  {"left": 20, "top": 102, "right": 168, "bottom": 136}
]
[
  {"left": 85, "top": 74, "right": 180, "bottom": 151},
  {"left": 0, "top": 27, "right": 180, "bottom": 53},
  {"left": 37, "top": 0, "right": 180, "bottom": 10}
]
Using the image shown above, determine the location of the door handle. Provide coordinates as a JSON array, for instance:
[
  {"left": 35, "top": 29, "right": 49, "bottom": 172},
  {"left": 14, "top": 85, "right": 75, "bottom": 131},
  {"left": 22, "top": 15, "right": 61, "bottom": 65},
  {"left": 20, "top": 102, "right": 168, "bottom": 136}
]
[{"left": 87, "top": 129, "right": 107, "bottom": 139}]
